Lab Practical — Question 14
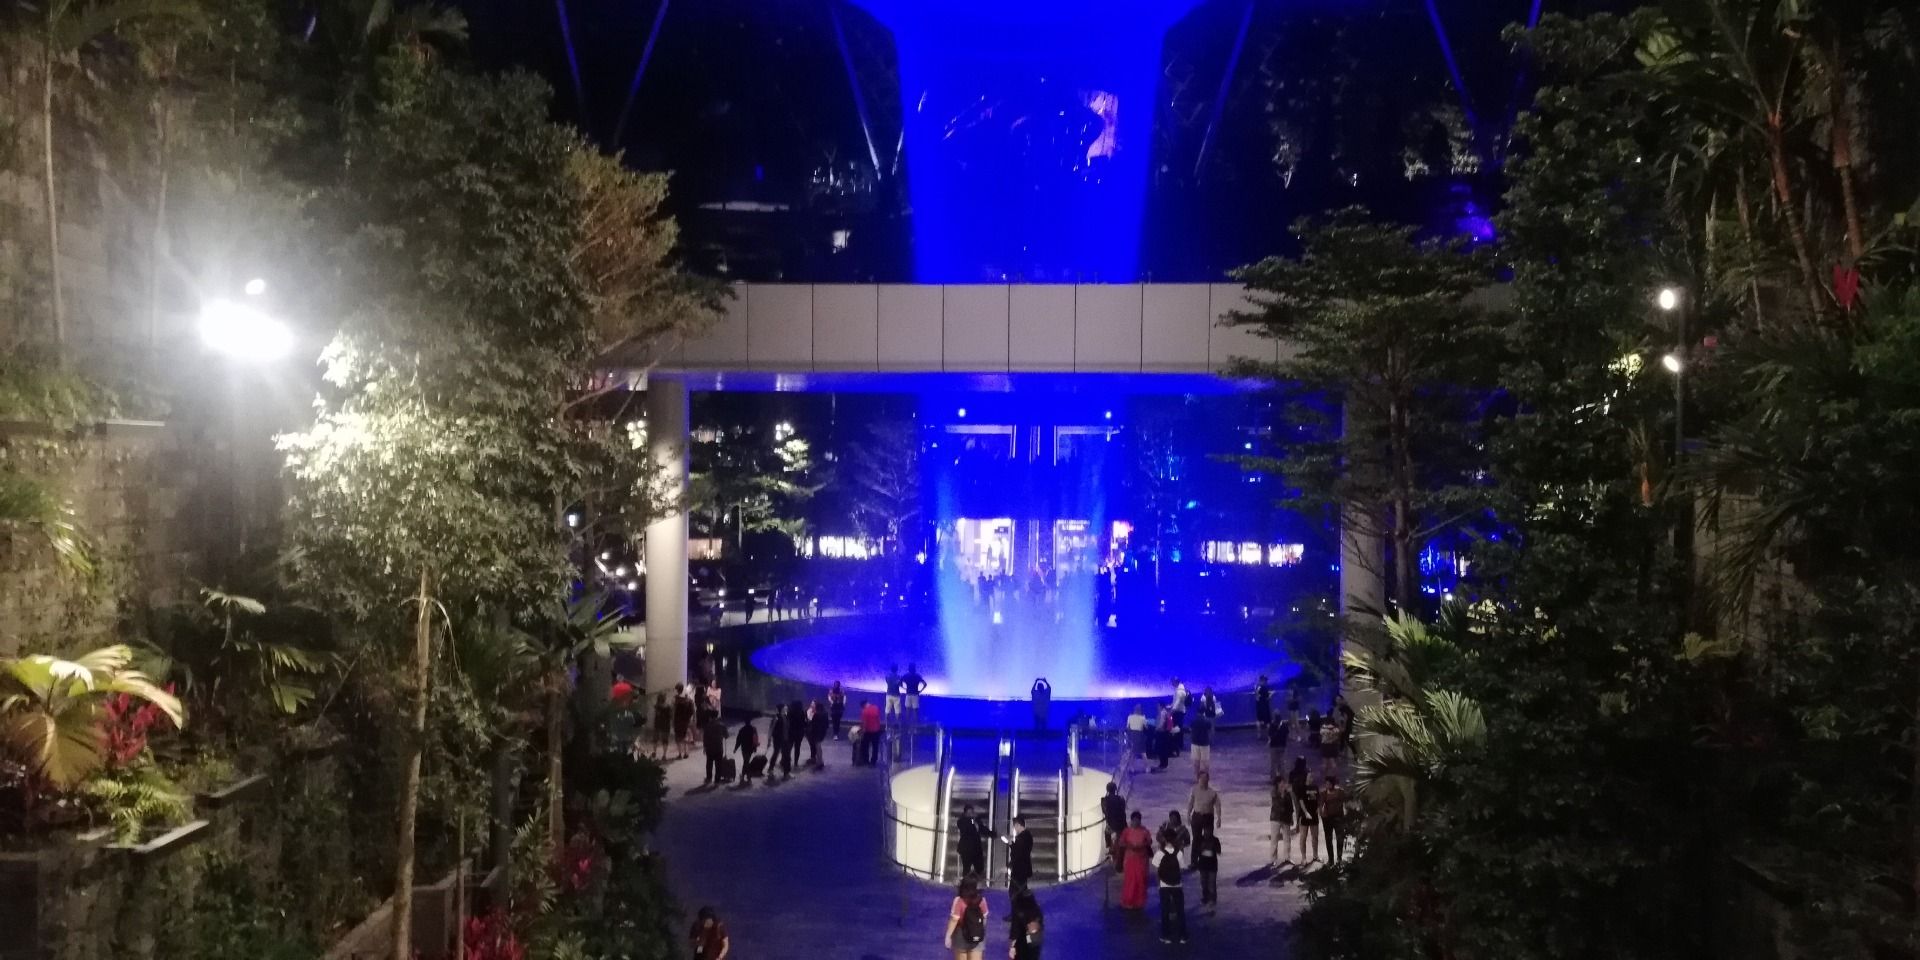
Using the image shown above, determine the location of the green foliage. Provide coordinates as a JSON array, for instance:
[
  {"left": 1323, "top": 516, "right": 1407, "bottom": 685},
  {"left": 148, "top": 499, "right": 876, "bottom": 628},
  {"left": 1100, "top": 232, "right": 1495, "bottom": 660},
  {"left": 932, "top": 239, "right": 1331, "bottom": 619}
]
[
  {"left": 163, "top": 852, "right": 321, "bottom": 960},
  {"left": 138, "top": 589, "right": 334, "bottom": 731},
  {"left": 80, "top": 763, "right": 189, "bottom": 842},
  {"left": 0, "top": 645, "right": 184, "bottom": 789}
]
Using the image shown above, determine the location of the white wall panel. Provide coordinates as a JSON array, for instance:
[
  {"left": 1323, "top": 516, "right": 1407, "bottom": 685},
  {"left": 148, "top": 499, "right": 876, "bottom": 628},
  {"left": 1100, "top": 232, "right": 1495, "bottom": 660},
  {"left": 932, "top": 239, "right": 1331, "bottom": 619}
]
[
  {"left": 877, "top": 284, "right": 943, "bottom": 369},
  {"left": 680, "top": 281, "right": 749, "bottom": 365},
  {"left": 1073, "top": 284, "right": 1143, "bottom": 370},
  {"left": 1208, "top": 283, "right": 1275, "bottom": 372},
  {"left": 942, "top": 285, "right": 1011, "bottom": 371},
  {"left": 744, "top": 284, "right": 813, "bottom": 368},
  {"left": 812, "top": 284, "right": 879, "bottom": 370},
  {"left": 1008, "top": 285, "right": 1076, "bottom": 371},
  {"left": 1141, "top": 283, "right": 1210, "bottom": 371}
]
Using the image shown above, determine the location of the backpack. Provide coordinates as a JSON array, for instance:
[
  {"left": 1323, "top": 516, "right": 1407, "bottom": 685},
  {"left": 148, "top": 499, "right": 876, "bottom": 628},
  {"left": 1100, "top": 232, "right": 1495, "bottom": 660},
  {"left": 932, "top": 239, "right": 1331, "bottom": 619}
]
[{"left": 958, "top": 897, "right": 986, "bottom": 946}]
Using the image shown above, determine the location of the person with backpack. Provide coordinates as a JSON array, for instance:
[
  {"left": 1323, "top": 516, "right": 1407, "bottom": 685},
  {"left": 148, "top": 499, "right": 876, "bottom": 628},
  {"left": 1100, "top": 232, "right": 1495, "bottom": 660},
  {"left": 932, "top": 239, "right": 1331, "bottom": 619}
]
[
  {"left": 1007, "top": 889, "right": 1044, "bottom": 960},
  {"left": 945, "top": 876, "right": 990, "bottom": 959},
  {"left": 1156, "top": 811, "right": 1191, "bottom": 870},
  {"left": 1193, "top": 823, "right": 1222, "bottom": 908},
  {"left": 689, "top": 906, "right": 730, "bottom": 960},
  {"left": 1156, "top": 841, "right": 1188, "bottom": 944}
]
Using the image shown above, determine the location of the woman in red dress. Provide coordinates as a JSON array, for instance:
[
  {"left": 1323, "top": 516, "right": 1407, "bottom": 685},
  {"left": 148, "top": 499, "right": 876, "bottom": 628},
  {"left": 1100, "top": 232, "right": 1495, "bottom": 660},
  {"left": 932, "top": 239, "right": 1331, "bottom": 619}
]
[{"left": 1114, "top": 810, "right": 1153, "bottom": 910}]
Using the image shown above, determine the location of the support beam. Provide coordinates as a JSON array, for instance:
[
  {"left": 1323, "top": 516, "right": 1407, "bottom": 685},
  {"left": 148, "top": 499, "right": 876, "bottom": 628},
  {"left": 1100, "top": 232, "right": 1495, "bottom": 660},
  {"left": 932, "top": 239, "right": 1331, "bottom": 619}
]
[
  {"left": 1339, "top": 403, "right": 1387, "bottom": 705},
  {"left": 644, "top": 376, "right": 690, "bottom": 693}
]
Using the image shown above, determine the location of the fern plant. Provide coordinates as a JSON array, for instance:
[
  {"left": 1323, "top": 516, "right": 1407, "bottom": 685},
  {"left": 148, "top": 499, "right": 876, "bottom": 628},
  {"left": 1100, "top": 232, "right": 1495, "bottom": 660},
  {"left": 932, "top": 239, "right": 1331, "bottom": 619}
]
[{"left": 81, "top": 766, "right": 190, "bottom": 842}]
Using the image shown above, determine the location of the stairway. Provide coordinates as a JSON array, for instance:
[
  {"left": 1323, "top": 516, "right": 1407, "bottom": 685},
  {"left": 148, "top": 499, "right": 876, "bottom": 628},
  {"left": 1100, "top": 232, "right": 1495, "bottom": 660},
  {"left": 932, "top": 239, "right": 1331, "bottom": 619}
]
[
  {"left": 943, "top": 773, "right": 996, "bottom": 882},
  {"left": 1014, "top": 773, "right": 1062, "bottom": 882}
]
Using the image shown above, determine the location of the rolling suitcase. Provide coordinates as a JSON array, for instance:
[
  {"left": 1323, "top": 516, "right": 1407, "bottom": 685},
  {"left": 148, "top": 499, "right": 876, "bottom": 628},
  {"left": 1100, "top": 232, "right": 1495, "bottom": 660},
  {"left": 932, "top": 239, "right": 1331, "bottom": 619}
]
[
  {"left": 716, "top": 756, "right": 737, "bottom": 783},
  {"left": 745, "top": 754, "right": 768, "bottom": 779}
]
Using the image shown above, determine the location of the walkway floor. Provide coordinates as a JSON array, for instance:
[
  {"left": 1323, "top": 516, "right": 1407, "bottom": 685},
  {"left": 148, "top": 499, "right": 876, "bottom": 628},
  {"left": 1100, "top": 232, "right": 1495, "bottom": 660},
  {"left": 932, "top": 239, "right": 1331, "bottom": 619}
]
[{"left": 653, "top": 729, "right": 1307, "bottom": 959}]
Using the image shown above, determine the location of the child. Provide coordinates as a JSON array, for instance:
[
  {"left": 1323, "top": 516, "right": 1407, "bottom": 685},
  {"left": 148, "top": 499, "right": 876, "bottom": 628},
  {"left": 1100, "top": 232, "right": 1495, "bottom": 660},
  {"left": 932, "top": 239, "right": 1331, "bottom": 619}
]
[
  {"left": 1193, "top": 824, "right": 1222, "bottom": 908},
  {"left": 1157, "top": 843, "right": 1188, "bottom": 944}
]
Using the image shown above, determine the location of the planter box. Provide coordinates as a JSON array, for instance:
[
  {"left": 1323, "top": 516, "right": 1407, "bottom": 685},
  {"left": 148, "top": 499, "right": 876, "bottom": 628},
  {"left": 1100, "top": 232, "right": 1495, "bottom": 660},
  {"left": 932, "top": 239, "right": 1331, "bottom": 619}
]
[
  {"left": 0, "top": 828, "right": 114, "bottom": 960},
  {"left": 195, "top": 773, "right": 268, "bottom": 810},
  {"left": 324, "top": 864, "right": 488, "bottom": 960},
  {"left": 106, "top": 820, "right": 209, "bottom": 860}
]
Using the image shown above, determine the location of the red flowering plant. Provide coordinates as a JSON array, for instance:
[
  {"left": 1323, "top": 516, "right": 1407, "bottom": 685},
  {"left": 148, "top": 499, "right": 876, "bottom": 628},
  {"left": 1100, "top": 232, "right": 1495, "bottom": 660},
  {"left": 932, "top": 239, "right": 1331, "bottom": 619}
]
[
  {"left": 463, "top": 909, "right": 525, "bottom": 960},
  {"left": 553, "top": 829, "right": 605, "bottom": 894},
  {"left": 98, "top": 690, "right": 176, "bottom": 770}
]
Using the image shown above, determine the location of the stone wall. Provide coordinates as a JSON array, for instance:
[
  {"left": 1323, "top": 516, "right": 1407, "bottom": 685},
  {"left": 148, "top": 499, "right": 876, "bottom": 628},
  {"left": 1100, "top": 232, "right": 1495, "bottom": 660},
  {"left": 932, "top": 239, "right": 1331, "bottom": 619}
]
[{"left": 0, "top": 419, "right": 214, "bottom": 658}]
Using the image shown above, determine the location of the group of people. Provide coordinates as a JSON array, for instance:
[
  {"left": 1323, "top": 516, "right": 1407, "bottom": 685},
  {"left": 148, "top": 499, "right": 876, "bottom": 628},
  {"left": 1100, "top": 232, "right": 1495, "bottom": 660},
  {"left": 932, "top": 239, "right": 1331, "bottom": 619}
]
[
  {"left": 1124, "top": 677, "right": 1224, "bottom": 776},
  {"left": 1255, "top": 677, "right": 1358, "bottom": 869},
  {"left": 1101, "top": 773, "right": 1225, "bottom": 945}
]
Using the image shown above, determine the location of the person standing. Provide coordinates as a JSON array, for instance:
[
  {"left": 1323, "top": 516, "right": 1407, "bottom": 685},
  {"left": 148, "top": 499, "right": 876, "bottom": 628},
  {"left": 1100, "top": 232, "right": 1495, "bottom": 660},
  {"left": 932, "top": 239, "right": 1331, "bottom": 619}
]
[
  {"left": 1030, "top": 677, "right": 1052, "bottom": 730},
  {"left": 1170, "top": 678, "right": 1190, "bottom": 735},
  {"left": 689, "top": 906, "right": 730, "bottom": 960},
  {"left": 1254, "top": 674, "right": 1273, "bottom": 731},
  {"left": 1189, "top": 709, "right": 1215, "bottom": 776},
  {"left": 1153, "top": 705, "right": 1177, "bottom": 773},
  {"left": 1126, "top": 704, "right": 1150, "bottom": 772},
  {"left": 1268, "top": 776, "right": 1301, "bottom": 868},
  {"left": 1187, "top": 771, "right": 1222, "bottom": 839},
  {"left": 1284, "top": 687, "right": 1301, "bottom": 725},
  {"left": 1100, "top": 782, "right": 1127, "bottom": 850},
  {"left": 1156, "top": 811, "right": 1190, "bottom": 869},
  {"left": 1004, "top": 817, "right": 1035, "bottom": 896},
  {"left": 1334, "top": 694, "right": 1357, "bottom": 756},
  {"left": 1114, "top": 811, "right": 1153, "bottom": 910},
  {"left": 1321, "top": 775, "right": 1350, "bottom": 862},
  {"left": 903, "top": 662, "right": 928, "bottom": 728},
  {"left": 1266, "top": 709, "right": 1291, "bottom": 780},
  {"left": 692, "top": 680, "right": 713, "bottom": 734},
  {"left": 741, "top": 587, "right": 757, "bottom": 624},
  {"left": 945, "top": 876, "right": 990, "bottom": 960},
  {"left": 768, "top": 704, "right": 792, "bottom": 780},
  {"left": 1156, "top": 842, "right": 1188, "bottom": 944},
  {"left": 1198, "top": 686, "right": 1219, "bottom": 721},
  {"left": 859, "top": 698, "right": 883, "bottom": 765},
  {"left": 885, "top": 665, "right": 904, "bottom": 723},
  {"left": 673, "top": 683, "right": 695, "bottom": 760},
  {"left": 701, "top": 714, "right": 728, "bottom": 785},
  {"left": 957, "top": 803, "right": 987, "bottom": 880},
  {"left": 1193, "top": 824, "right": 1222, "bottom": 908},
  {"left": 1007, "top": 890, "right": 1044, "bottom": 960},
  {"left": 1319, "top": 714, "right": 1343, "bottom": 779},
  {"left": 806, "top": 698, "right": 830, "bottom": 767},
  {"left": 1297, "top": 772, "right": 1321, "bottom": 864},
  {"left": 828, "top": 681, "right": 847, "bottom": 739},
  {"left": 650, "top": 693, "right": 673, "bottom": 761},
  {"left": 732, "top": 719, "right": 759, "bottom": 785}
]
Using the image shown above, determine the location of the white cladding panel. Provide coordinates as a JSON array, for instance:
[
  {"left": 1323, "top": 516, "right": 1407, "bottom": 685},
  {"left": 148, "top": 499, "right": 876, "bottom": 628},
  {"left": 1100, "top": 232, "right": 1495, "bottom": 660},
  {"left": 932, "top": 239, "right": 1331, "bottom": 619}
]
[
  {"left": 811, "top": 284, "right": 880, "bottom": 370},
  {"left": 876, "top": 284, "right": 944, "bottom": 369},
  {"left": 941, "top": 285, "right": 1012, "bottom": 370},
  {"left": 1008, "top": 285, "right": 1076, "bottom": 370}
]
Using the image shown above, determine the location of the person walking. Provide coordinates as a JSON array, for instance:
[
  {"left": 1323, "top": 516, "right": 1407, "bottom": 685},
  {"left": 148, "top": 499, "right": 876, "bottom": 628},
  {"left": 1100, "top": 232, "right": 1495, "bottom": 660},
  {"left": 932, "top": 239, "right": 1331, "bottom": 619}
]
[
  {"left": 1187, "top": 771, "right": 1222, "bottom": 839},
  {"left": 1189, "top": 709, "right": 1215, "bottom": 776},
  {"left": 1268, "top": 776, "right": 1301, "bottom": 869},
  {"left": 732, "top": 719, "right": 759, "bottom": 786},
  {"left": 1004, "top": 816, "right": 1035, "bottom": 896},
  {"left": 806, "top": 698, "right": 830, "bottom": 768},
  {"left": 1114, "top": 811, "right": 1153, "bottom": 910},
  {"left": 689, "top": 906, "right": 730, "bottom": 960},
  {"left": 885, "top": 665, "right": 904, "bottom": 723},
  {"left": 1007, "top": 889, "right": 1044, "bottom": 960},
  {"left": 1321, "top": 775, "right": 1350, "bottom": 862},
  {"left": 859, "top": 698, "right": 883, "bottom": 766},
  {"left": 1030, "top": 677, "right": 1052, "bottom": 730},
  {"left": 957, "top": 803, "right": 987, "bottom": 880},
  {"left": 1100, "top": 782, "right": 1127, "bottom": 850},
  {"left": 828, "top": 681, "right": 847, "bottom": 739},
  {"left": 1193, "top": 823, "right": 1222, "bottom": 909},
  {"left": 673, "top": 683, "right": 695, "bottom": 760},
  {"left": 650, "top": 693, "right": 673, "bottom": 761},
  {"left": 1153, "top": 704, "right": 1177, "bottom": 773},
  {"left": 903, "top": 662, "right": 928, "bottom": 728},
  {"left": 1156, "top": 810, "right": 1190, "bottom": 870},
  {"left": 701, "top": 714, "right": 728, "bottom": 785},
  {"left": 1156, "top": 842, "right": 1188, "bottom": 944},
  {"left": 945, "top": 876, "right": 990, "bottom": 960},
  {"left": 1254, "top": 674, "right": 1273, "bottom": 731},
  {"left": 768, "top": 703, "right": 792, "bottom": 780}
]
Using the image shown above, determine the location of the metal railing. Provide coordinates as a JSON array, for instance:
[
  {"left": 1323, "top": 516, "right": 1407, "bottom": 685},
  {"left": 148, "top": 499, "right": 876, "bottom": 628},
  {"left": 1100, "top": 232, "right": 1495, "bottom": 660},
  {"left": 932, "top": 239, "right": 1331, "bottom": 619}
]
[{"left": 878, "top": 723, "right": 947, "bottom": 883}]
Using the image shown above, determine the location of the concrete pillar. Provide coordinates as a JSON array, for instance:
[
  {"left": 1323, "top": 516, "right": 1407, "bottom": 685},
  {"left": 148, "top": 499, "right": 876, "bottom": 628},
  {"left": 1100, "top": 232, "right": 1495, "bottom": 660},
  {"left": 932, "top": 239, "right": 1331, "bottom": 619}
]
[
  {"left": 644, "top": 376, "right": 689, "bottom": 694},
  {"left": 1338, "top": 401, "right": 1387, "bottom": 706}
]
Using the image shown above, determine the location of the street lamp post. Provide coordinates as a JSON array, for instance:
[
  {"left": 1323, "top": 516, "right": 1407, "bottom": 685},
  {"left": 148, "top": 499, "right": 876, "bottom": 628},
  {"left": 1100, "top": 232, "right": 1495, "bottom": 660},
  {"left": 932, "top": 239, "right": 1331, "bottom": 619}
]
[
  {"left": 196, "top": 278, "right": 291, "bottom": 569},
  {"left": 1658, "top": 286, "right": 1692, "bottom": 631}
]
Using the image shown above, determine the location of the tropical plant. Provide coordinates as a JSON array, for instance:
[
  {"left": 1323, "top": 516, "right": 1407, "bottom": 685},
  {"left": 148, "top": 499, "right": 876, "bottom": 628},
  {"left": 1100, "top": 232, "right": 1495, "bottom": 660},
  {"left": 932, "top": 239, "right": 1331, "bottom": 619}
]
[
  {"left": 81, "top": 763, "right": 190, "bottom": 841},
  {"left": 1342, "top": 612, "right": 1485, "bottom": 831},
  {"left": 0, "top": 645, "right": 184, "bottom": 789},
  {"left": 140, "top": 588, "right": 333, "bottom": 721}
]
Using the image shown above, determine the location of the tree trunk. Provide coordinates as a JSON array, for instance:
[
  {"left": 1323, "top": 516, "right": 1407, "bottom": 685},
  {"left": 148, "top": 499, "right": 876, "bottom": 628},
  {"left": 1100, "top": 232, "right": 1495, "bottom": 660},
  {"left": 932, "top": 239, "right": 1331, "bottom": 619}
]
[
  {"left": 1764, "top": 117, "right": 1826, "bottom": 320},
  {"left": 1823, "top": 41, "right": 1866, "bottom": 264},
  {"left": 546, "top": 668, "right": 566, "bottom": 853},
  {"left": 1735, "top": 172, "right": 1765, "bottom": 329},
  {"left": 41, "top": 41, "right": 66, "bottom": 362},
  {"left": 1390, "top": 397, "right": 1416, "bottom": 606},
  {"left": 390, "top": 567, "right": 435, "bottom": 960}
]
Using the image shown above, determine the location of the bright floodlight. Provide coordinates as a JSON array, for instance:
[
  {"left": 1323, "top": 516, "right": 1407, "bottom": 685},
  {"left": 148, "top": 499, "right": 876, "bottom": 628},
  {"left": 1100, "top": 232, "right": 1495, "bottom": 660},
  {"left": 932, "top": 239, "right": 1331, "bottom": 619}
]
[
  {"left": 1661, "top": 353, "right": 1684, "bottom": 374},
  {"left": 243, "top": 277, "right": 268, "bottom": 296},
  {"left": 1657, "top": 287, "right": 1681, "bottom": 311},
  {"left": 198, "top": 298, "right": 292, "bottom": 361}
]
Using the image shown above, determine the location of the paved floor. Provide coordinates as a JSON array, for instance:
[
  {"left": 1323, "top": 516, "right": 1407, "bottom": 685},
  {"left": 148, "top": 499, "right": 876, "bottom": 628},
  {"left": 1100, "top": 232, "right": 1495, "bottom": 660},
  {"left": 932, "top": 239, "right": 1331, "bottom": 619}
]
[{"left": 652, "top": 729, "right": 1307, "bottom": 959}]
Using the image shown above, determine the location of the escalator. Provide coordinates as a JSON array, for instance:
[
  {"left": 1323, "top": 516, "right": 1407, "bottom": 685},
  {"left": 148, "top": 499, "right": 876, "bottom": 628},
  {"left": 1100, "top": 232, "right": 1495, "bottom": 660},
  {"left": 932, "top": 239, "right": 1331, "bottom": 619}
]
[
  {"left": 1013, "top": 770, "right": 1062, "bottom": 882},
  {"left": 942, "top": 772, "right": 996, "bottom": 882}
]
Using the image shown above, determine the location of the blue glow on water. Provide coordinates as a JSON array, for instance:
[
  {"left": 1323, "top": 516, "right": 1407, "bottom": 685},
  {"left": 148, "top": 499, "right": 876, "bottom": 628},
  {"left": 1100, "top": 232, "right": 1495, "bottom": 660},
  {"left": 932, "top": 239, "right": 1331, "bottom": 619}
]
[{"left": 850, "top": 1, "right": 1203, "bottom": 282}]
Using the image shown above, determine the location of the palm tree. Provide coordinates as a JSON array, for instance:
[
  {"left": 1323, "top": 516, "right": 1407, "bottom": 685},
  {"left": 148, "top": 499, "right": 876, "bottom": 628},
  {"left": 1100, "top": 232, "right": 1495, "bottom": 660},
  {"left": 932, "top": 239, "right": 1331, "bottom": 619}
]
[
  {"left": 1341, "top": 611, "right": 1487, "bottom": 831},
  {"left": 0, "top": 644, "right": 184, "bottom": 790}
]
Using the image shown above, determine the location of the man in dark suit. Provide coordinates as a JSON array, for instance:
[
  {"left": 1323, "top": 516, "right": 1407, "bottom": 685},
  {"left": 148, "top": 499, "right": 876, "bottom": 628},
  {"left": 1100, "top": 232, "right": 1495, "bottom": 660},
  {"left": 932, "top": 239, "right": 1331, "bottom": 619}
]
[
  {"left": 1101, "top": 781, "right": 1128, "bottom": 849},
  {"left": 1004, "top": 816, "right": 1035, "bottom": 896},
  {"left": 957, "top": 803, "right": 987, "bottom": 879},
  {"left": 701, "top": 715, "right": 728, "bottom": 785}
]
